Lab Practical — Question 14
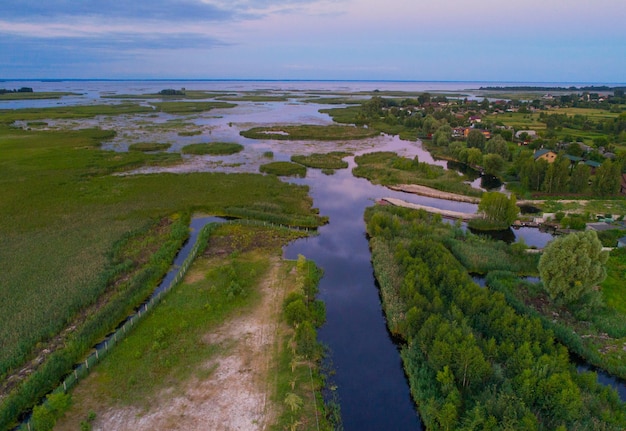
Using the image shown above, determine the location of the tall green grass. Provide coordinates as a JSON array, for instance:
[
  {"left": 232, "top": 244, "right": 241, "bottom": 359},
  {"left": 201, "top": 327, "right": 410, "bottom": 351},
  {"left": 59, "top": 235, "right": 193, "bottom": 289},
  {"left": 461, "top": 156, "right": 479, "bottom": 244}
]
[
  {"left": 241, "top": 124, "right": 379, "bottom": 141},
  {"left": 353, "top": 151, "right": 483, "bottom": 197},
  {"left": 181, "top": 142, "right": 243, "bottom": 155},
  {"left": 0, "top": 123, "right": 323, "bottom": 419},
  {"left": 291, "top": 152, "right": 351, "bottom": 170}
]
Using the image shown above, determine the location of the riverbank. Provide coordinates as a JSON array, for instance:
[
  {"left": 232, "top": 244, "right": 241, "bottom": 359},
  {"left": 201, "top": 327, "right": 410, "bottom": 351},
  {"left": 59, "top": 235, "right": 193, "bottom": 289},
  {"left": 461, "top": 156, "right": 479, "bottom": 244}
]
[
  {"left": 381, "top": 197, "right": 479, "bottom": 221},
  {"left": 388, "top": 184, "right": 481, "bottom": 203}
]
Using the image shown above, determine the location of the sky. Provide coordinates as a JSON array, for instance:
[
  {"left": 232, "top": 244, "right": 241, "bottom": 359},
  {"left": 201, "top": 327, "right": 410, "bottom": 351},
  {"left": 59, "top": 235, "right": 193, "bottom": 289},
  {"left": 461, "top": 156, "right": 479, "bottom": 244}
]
[{"left": 1, "top": 0, "right": 625, "bottom": 82}]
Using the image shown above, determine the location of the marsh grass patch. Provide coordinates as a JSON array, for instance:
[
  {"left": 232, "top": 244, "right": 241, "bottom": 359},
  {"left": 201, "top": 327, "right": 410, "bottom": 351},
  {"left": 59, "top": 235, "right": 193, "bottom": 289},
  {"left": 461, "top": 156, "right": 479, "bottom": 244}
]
[{"left": 181, "top": 142, "right": 244, "bottom": 155}]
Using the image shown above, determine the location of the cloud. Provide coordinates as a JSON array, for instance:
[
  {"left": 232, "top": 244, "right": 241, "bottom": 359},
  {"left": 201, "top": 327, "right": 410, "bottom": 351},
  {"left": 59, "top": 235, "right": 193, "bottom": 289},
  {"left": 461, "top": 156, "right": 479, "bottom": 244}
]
[{"left": 1, "top": 1, "right": 232, "bottom": 22}]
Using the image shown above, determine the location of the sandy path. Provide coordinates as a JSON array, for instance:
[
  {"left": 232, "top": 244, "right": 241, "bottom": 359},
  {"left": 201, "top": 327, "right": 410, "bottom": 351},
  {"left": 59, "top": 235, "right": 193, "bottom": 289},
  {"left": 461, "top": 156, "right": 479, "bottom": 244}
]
[
  {"left": 382, "top": 197, "right": 479, "bottom": 220},
  {"left": 86, "top": 257, "right": 285, "bottom": 431},
  {"left": 388, "top": 184, "right": 481, "bottom": 203}
]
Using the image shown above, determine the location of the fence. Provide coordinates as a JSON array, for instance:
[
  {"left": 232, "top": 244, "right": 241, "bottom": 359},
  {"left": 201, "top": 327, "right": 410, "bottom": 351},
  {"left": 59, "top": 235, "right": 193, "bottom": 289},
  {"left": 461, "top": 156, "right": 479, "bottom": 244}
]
[{"left": 19, "top": 217, "right": 316, "bottom": 430}]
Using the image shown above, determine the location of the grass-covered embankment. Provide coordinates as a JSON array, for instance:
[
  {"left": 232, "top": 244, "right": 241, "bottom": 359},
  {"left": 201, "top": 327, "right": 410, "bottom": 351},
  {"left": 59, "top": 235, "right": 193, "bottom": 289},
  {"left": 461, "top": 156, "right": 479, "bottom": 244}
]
[
  {"left": 53, "top": 224, "right": 335, "bottom": 430},
  {"left": 354, "top": 151, "right": 483, "bottom": 197},
  {"left": 365, "top": 204, "right": 626, "bottom": 430},
  {"left": 0, "top": 119, "right": 324, "bottom": 429},
  {"left": 240, "top": 124, "right": 379, "bottom": 141}
]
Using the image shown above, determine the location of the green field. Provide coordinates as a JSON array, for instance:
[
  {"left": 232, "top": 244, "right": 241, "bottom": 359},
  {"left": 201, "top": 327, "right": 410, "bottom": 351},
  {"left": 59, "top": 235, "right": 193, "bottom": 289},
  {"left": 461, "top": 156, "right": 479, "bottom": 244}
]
[{"left": 0, "top": 113, "right": 323, "bottom": 426}]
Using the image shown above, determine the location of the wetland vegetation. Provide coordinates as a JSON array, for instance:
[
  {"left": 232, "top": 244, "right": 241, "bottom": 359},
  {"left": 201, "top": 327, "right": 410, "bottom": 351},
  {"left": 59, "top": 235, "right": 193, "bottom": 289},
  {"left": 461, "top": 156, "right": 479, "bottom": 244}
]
[
  {"left": 181, "top": 142, "right": 244, "bottom": 155},
  {"left": 260, "top": 161, "right": 307, "bottom": 178},
  {"left": 290, "top": 151, "right": 351, "bottom": 170},
  {"left": 0, "top": 100, "right": 325, "bottom": 429},
  {"left": 240, "top": 124, "right": 380, "bottom": 141},
  {"left": 128, "top": 142, "right": 172, "bottom": 152},
  {"left": 366, "top": 205, "right": 626, "bottom": 430}
]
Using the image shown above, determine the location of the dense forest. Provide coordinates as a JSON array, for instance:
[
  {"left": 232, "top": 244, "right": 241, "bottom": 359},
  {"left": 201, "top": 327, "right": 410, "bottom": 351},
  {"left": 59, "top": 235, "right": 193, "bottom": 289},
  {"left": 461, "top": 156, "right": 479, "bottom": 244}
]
[{"left": 366, "top": 205, "right": 626, "bottom": 430}]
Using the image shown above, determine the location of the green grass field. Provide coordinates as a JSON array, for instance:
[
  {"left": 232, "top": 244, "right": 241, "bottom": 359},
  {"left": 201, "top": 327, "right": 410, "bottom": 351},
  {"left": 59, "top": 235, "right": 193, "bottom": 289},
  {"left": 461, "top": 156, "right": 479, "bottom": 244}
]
[{"left": 0, "top": 122, "right": 321, "bottom": 379}]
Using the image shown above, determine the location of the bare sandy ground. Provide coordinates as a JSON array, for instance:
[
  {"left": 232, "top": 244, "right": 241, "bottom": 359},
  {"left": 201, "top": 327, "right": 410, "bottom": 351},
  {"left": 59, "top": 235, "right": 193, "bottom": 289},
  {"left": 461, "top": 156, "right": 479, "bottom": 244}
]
[
  {"left": 56, "top": 257, "right": 287, "bottom": 431},
  {"left": 388, "top": 184, "right": 481, "bottom": 203}
]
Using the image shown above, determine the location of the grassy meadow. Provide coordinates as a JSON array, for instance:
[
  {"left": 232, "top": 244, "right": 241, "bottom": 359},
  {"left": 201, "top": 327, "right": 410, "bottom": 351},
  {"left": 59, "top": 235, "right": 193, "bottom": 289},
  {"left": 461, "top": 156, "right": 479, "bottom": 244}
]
[
  {"left": 0, "top": 109, "right": 324, "bottom": 427},
  {"left": 53, "top": 224, "right": 332, "bottom": 430},
  {"left": 353, "top": 151, "right": 483, "bottom": 197}
]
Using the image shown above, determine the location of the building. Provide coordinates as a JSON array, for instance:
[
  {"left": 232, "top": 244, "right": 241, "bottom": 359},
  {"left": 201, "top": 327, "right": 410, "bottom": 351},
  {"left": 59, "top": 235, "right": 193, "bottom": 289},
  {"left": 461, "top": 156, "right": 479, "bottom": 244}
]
[{"left": 534, "top": 149, "right": 557, "bottom": 163}]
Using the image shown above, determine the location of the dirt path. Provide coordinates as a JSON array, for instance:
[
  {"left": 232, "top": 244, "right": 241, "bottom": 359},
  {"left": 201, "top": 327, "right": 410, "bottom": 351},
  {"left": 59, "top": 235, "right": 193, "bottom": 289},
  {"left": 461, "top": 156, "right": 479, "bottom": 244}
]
[
  {"left": 388, "top": 184, "right": 481, "bottom": 203},
  {"left": 382, "top": 197, "right": 479, "bottom": 220},
  {"left": 64, "top": 257, "right": 287, "bottom": 431}
]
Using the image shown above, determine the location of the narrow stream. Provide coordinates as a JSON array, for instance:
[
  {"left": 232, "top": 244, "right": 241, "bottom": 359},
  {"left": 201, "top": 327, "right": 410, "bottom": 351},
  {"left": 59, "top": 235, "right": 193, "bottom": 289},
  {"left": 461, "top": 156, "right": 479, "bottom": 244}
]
[{"left": 284, "top": 166, "right": 424, "bottom": 430}]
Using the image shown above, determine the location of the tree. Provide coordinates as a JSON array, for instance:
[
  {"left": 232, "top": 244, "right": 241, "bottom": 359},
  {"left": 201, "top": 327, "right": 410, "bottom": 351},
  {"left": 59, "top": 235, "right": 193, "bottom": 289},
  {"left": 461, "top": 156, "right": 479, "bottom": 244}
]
[
  {"left": 569, "top": 163, "right": 590, "bottom": 193},
  {"left": 485, "top": 135, "right": 510, "bottom": 160},
  {"left": 433, "top": 124, "right": 452, "bottom": 147},
  {"left": 592, "top": 160, "right": 621, "bottom": 196},
  {"left": 483, "top": 153, "right": 504, "bottom": 177},
  {"left": 538, "top": 231, "right": 608, "bottom": 305},
  {"left": 542, "top": 157, "right": 569, "bottom": 194},
  {"left": 466, "top": 148, "right": 483, "bottom": 167},
  {"left": 466, "top": 129, "right": 486, "bottom": 151},
  {"left": 478, "top": 192, "right": 518, "bottom": 225},
  {"left": 519, "top": 158, "right": 548, "bottom": 191}
]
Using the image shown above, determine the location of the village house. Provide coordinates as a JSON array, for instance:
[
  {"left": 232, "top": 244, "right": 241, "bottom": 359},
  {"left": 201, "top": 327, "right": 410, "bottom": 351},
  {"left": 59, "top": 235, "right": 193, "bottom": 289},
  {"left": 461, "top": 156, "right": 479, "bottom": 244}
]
[
  {"left": 515, "top": 130, "right": 538, "bottom": 139},
  {"left": 533, "top": 149, "right": 557, "bottom": 163},
  {"left": 463, "top": 128, "right": 491, "bottom": 139}
]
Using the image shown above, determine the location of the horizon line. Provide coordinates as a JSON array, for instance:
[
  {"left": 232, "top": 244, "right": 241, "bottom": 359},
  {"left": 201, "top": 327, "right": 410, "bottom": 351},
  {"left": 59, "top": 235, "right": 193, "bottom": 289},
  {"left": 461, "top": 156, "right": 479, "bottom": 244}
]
[{"left": 2, "top": 78, "right": 626, "bottom": 85}]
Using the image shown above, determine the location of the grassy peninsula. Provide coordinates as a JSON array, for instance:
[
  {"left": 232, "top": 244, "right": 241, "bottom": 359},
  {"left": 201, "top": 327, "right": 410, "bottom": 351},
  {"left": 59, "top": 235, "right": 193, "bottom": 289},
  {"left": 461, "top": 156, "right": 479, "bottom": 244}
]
[{"left": 0, "top": 103, "right": 324, "bottom": 429}]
